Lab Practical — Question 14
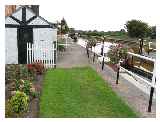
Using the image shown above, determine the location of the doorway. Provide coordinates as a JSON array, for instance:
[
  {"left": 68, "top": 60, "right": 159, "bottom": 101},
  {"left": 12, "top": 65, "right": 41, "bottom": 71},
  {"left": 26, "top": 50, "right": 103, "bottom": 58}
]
[{"left": 17, "top": 27, "right": 33, "bottom": 64}]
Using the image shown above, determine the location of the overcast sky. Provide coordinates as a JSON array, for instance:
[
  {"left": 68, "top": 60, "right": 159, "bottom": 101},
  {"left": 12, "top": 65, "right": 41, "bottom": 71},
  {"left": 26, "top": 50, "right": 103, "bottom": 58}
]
[
  {"left": 39, "top": 0, "right": 156, "bottom": 31},
  {"left": 40, "top": 0, "right": 157, "bottom": 31}
]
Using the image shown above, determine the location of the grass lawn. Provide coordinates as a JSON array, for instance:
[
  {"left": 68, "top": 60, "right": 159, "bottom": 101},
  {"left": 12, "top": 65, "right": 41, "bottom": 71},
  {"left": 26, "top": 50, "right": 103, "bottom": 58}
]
[{"left": 40, "top": 67, "right": 138, "bottom": 117}]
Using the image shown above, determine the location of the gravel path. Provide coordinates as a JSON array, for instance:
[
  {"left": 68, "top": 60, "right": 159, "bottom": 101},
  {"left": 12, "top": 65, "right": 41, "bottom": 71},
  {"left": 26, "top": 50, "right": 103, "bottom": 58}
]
[{"left": 56, "top": 41, "right": 156, "bottom": 118}]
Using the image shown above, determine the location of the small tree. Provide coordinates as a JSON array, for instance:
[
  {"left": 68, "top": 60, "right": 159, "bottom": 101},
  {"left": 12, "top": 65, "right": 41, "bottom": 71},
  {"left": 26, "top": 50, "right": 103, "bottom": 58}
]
[
  {"left": 125, "top": 20, "right": 150, "bottom": 54},
  {"left": 149, "top": 26, "right": 156, "bottom": 39},
  {"left": 125, "top": 20, "right": 149, "bottom": 38},
  {"left": 61, "top": 18, "right": 69, "bottom": 34},
  {"left": 107, "top": 44, "right": 128, "bottom": 64}
]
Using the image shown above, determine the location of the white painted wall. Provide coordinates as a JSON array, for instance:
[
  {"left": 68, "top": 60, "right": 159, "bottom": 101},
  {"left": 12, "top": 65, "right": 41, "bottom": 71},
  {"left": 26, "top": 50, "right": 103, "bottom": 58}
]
[
  {"left": 12, "top": 8, "right": 22, "bottom": 21},
  {"left": 26, "top": 8, "right": 35, "bottom": 21},
  {"left": 5, "top": 17, "right": 19, "bottom": 25},
  {"left": 29, "top": 17, "right": 49, "bottom": 25},
  {"left": 5, "top": 28, "right": 18, "bottom": 64}
]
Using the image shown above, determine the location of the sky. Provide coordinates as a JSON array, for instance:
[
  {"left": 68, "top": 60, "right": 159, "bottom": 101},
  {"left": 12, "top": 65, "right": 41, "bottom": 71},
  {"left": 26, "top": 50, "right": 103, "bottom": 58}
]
[{"left": 39, "top": 0, "right": 158, "bottom": 32}]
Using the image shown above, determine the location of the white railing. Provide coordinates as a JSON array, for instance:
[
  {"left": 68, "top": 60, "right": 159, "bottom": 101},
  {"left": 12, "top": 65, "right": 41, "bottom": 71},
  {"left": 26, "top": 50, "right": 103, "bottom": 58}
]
[{"left": 27, "top": 41, "right": 56, "bottom": 68}]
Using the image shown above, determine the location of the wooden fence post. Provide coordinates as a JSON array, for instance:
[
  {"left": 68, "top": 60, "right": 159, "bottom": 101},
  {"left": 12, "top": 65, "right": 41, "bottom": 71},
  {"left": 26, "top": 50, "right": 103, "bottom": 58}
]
[
  {"left": 148, "top": 63, "right": 156, "bottom": 112},
  {"left": 87, "top": 48, "right": 89, "bottom": 58},
  {"left": 101, "top": 39, "right": 104, "bottom": 56},
  {"left": 102, "top": 56, "right": 105, "bottom": 70},
  {"left": 116, "top": 64, "right": 120, "bottom": 84},
  {"left": 93, "top": 51, "right": 95, "bottom": 62},
  {"left": 101, "top": 39, "right": 105, "bottom": 70},
  {"left": 148, "top": 86, "right": 154, "bottom": 112}
]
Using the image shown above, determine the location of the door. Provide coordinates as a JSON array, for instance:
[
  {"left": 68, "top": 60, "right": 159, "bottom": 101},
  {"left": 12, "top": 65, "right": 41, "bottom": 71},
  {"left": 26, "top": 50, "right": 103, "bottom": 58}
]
[{"left": 17, "top": 28, "right": 33, "bottom": 64}]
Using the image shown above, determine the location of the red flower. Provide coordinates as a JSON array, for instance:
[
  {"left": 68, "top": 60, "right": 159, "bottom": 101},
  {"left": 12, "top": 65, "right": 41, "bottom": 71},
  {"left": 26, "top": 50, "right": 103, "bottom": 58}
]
[{"left": 27, "top": 64, "right": 33, "bottom": 71}]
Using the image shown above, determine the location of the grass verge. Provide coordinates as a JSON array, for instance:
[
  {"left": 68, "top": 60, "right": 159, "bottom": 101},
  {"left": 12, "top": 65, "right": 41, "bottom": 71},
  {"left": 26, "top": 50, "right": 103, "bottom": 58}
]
[{"left": 40, "top": 67, "right": 138, "bottom": 117}]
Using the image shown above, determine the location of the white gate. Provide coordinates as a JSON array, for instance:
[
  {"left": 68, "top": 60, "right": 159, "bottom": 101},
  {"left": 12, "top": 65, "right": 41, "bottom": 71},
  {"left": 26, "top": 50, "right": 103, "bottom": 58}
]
[{"left": 27, "top": 41, "right": 56, "bottom": 68}]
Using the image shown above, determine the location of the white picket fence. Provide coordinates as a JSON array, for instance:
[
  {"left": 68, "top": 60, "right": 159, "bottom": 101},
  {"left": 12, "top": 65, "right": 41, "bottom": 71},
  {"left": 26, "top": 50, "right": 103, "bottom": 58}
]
[{"left": 27, "top": 41, "right": 56, "bottom": 68}]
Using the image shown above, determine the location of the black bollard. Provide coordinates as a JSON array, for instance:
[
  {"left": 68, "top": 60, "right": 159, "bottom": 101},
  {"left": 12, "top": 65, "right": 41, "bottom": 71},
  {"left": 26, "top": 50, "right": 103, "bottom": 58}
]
[
  {"left": 116, "top": 66, "right": 120, "bottom": 84},
  {"left": 102, "top": 56, "right": 104, "bottom": 70},
  {"left": 93, "top": 52, "right": 95, "bottom": 62},
  {"left": 87, "top": 48, "right": 89, "bottom": 58},
  {"left": 148, "top": 86, "right": 154, "bottom": 112},
  {"left": 101, "top": 39, "right": 105, "bottom": 70}
]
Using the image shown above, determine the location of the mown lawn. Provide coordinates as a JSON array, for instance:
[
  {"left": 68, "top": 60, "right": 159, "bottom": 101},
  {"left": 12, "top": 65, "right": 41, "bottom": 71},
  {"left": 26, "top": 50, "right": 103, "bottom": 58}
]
[{"left": 40, "top": 67, "right": 138, "bottom": 117}]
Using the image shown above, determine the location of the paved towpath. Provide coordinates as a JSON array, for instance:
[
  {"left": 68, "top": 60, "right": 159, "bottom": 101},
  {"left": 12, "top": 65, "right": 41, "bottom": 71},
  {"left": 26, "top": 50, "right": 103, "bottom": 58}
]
[
  {"left": 56, "top": 40, "right": 156, "bottom": 118},
  {"left": 57, "top": 41, "right": 90, "bottom": 68}
]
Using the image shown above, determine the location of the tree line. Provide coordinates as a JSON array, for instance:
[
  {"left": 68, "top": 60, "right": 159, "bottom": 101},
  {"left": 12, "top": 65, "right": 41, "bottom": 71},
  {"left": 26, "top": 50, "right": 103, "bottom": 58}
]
[{"left": 55, "top": 18, "right": 156, "bottom": 40}]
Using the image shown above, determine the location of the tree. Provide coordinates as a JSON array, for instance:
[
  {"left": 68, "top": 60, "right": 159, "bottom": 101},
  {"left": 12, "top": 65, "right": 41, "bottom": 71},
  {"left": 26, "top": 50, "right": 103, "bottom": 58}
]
[
  {"left": 125, "top": 20, "right": 150, "bottom": 54},
  {"left": 149, "top": 26, "right": 156, "bottom": 39},
  {"left": 125, "top": 20, "right": 149, "bottom": 38},
  {"left": 61, "top": 18, "right": 69, "bottom": 34}
]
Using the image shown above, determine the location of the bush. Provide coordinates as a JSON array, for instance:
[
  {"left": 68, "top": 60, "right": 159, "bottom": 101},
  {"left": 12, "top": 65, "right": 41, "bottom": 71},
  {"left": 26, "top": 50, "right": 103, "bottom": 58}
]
[
  {"left": 23, "top": 80, "right": 31, "bottom": 95},
  {"left": 58, "top": 44, "right": 65, "bottom": 51},
  {"left": 30, "top": 91, "right": 40, "bottom": 98},
  {"left": 5, "top": 64, "right": 34, "bottom": 84},
  {"left": 27, "top": 64, "right": 34, "bottom": 74},
  {"left": 27, "top": 61, "right": 45, "bottom": 75},
  {"left": 107, "top": 44, "right": 128, "bottom": 64},
  {"left": 7, "top": 91, "right": 29, "bottom": 114},
  {"left": 15, "top": 79, "right": 31, "bottom": 95},
  {"left": 15, "top": 79, "right": 20, "bottom": 91}
]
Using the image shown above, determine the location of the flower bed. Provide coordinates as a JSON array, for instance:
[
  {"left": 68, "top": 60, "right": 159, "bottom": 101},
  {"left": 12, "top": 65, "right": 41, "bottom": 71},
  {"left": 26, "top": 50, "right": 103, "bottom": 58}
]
[{"left": 5, "top": 62, "right": 45, "bottom": 118}]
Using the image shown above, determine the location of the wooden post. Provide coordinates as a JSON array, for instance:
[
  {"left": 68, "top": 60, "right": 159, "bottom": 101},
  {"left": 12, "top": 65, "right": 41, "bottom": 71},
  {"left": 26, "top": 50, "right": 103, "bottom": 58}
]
[
  {"left": 87, "top": 48, "right": 89, "bottom": 58},
  {"left": 148, "top": 42, "right": 151, "bottom": 55},
  {"left": 148, "top": 49, "right": 150, "bottom": 55},
  {"left": 148, "top": 86, "right": 154, "bottom": 112},
  {"left": 148, "top": 63, "right": 156, "bottom": 112},
  {"left": 131, "top": 56, "right": 134, "bottom": 66},
  {"left": 93, "top": 47, "right": 95, "bottom": 62},
  {"left": 116, "top": 64, "right": 120, "bottom": 84},
  {"left": 139, "top": 39, "right": 142, "bottom": 54},
  {"left": 102, "top": 56, "right": 104, "bottom": 70},
  {"left": 101, "top": 38, "right": 105, "bottom": 70},
  {"left": 139, "top": 39, "right": 144, "bottom": 55},
  {"left": 101, "top": 39, "right": 104, "bottom": 56}
]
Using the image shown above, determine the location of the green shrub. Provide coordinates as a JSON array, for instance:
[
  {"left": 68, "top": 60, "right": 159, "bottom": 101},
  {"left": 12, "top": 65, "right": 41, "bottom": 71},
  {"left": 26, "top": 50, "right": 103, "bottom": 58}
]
[
  {"left": 107, "top": 44, "right": 128, "bottom": 64},
  {"left": 5, "top": 64, "right": 34, "bottom": 84},
  {"left": 30, "top": 91, "right": 40, "bottom": 98},
  {"left": 15, "top": 79, "right": 20, "bottom": 91},
  {"left": 23, "top": 80, "right": 31, "bottom": 95},
  {"left": 15, "top": 79, "right": 31, "bottom": 95},
  {"left": 58, "top": 44, "right": 65, "bottom": 51},
  {"left": 8, "top": 91, "right": 29, "bottom": 114}
]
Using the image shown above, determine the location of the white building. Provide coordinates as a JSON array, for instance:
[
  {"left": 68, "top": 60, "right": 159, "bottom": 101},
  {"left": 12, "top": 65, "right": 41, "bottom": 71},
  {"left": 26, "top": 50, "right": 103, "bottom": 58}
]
[{"left": 5, "top": 6, "right": 57, "bottom": 64}]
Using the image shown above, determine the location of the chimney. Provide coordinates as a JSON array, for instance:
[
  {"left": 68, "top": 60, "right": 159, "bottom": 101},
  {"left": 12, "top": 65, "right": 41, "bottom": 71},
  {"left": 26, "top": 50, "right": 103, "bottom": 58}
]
[
  {"left": 31, "top": 5, "right": 39, "bottom": 16},
  {"left": 5, "top": 5, "right": 16, "bottom": 16}
]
